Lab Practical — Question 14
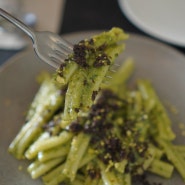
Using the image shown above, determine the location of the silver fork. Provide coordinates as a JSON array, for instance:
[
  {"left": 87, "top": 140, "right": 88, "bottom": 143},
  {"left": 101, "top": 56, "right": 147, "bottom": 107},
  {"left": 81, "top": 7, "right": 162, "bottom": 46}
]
[{"left": 0, "top": 8, "right": 73, "bottom": 68}]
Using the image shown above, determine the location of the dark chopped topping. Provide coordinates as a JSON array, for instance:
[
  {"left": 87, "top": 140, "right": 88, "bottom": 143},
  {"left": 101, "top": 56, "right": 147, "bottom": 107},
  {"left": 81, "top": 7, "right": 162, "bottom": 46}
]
[
  {"left": 73, "top": 43, "right": 89, "bottom": 67},
  {"left": 83, "top": 79, "right": 88, "bottom": 86},
  {"left": 83, "top": 90, "right": 128, "bottom": 163},
  {"left": 67, "top": 88, "right": 150, "bottom": 173},
  {"left": 60, "top": 62, "right": 66, "bottom": 69},
  {"left": 103, "top": 137, "right": 124, "bottom": 162},
  {"left": 88, "top": 38, "right": 94, "bottom": 45},
  {"left": 105, "top": 137, "right": 122, "bottom": 153},
  {"left": 60, "top": 85, "right": 67, "bottom": 95},
  {"left": 80, "top": 103, "right": 83, "bottom": 108},
  {"left": 58, "top": 63, "right": 67, "bottom": 77},
  {"left": 74, "top": 108, "right": 80, "bottom": 113},
  {"left": 92, "top": 90, "right": 98, "bottom": 101},
  {"left": 64, "top": 58, "right": 69, "bottom": 62},
  {"left": 58, "top": 36, "right": 112, "bottom": 73},
  {"left": 98, "top": 44, "right": 107, "bottom": 51},
  {"left": 87, "top": 168, "right": 100, "bottom": 179},
  {"left": 69, "top": 121, "right": 83, "bottom": 133},
  {"left": 42, "top": 117, "right": 61, "bottom": 136},
  {"left": 127, "top": 148, "right": 137, "bottom": 163},
  {"left": 93, "top": 53, "right": 111, "bottom": 67}
]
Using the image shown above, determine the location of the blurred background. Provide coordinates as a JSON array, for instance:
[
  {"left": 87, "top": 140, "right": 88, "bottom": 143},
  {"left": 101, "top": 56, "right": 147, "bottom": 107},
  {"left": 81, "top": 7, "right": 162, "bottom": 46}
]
[
  {"left": 0, "top": 0, "right": 184, "bottom": 66},
  {"left": 60, "top": 0, "right": 144, "bottom": 34}
]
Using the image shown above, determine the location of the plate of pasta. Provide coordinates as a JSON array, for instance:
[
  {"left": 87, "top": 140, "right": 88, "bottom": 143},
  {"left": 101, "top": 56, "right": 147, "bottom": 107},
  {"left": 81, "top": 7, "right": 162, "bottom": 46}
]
[{"left": 0, "top": 28, "right": 185, "bottom": 185}]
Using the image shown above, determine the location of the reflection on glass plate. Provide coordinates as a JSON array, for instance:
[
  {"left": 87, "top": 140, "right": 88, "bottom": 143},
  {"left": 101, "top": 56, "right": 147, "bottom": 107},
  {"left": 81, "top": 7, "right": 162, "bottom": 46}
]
[
  {"left": 0, "top": 31, "right": 185, "bottom": 185},
  {"left": 118, "top": 0, "right": 185, "bottom": 47}
]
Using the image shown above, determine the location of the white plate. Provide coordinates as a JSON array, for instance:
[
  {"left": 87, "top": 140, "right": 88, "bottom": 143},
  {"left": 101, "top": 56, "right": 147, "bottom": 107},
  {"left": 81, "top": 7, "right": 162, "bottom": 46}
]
[
  {"left": 118, "top": 0, "right": 185, "bottom": 47},
  {"left": 0, "top": 31, "right": 185, "bottom": 185}
]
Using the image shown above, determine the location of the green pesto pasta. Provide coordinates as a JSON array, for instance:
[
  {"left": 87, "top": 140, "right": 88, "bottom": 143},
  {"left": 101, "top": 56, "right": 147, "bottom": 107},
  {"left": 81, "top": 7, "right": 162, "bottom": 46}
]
[{"left": 8, "top": 28, "right": 185, "bottom": 185}]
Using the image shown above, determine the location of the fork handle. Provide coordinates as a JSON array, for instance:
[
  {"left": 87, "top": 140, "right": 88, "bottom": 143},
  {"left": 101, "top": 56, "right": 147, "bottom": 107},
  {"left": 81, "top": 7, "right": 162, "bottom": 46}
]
[{"left": 0, "top": 8, "right": 35, "bottom": 41}]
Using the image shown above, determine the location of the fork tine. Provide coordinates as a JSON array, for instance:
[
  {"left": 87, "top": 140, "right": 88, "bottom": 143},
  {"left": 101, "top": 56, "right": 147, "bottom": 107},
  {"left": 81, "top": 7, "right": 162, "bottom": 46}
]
[
  {"left": 105, "top": 75, "right": 113, "bottom": 79},
  {"left": 109, "top": 62, "right": 120, "bottom": 73},
  {"left": 56, "top": 38, "right": 73, "bottom": 51},
  {"left": 113, "top": 63, "right": 120, "bottom": 67},
  {"left": 49, "top": 53, "right": 66, "bottom": 68},
  {"left": 53, "top": 45, "right": 71, "bottom": 57},
  {"left": 46, "top": 59, "right": 59, "bottom": 69},
  {"left": 49, "top": 53, "right": 67, "bottom": 62},
  {"left": 48, "top": 41, "right": 73, "bottom": 69}
]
